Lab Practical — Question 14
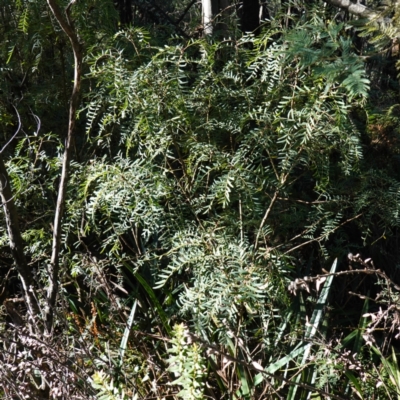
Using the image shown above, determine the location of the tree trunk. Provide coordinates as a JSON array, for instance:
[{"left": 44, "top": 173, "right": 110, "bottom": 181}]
[
  {"left": 217, "top": 0, "right": 231, "bottom": 36},
  {"left": 202, "top": 0, "right": 213, "bottom": 35},
  {"left": 241, "top": 0, "right": 260, "bottom": 34},
  {"left": 115, "top": 0, "right": 133, "bottom": 25},
  {"left": 0, "top": 154, "right": 38, "bottom": 319}
]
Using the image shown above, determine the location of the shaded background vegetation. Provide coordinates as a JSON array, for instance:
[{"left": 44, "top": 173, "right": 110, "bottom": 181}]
[{"left": 1, "top": 0, "right": 400, "bottom": 398}]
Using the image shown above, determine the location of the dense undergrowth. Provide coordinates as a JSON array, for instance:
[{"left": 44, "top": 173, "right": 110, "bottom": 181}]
[{"left": 1, "top": 1, "right": 400, "bottom": 399}]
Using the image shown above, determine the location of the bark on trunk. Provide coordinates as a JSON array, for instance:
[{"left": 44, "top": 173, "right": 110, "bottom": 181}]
[{"left": 202, "top": 0, "right": 213, "bottom": 35}]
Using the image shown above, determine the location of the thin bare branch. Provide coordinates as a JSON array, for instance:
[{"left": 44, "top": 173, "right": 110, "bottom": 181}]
[
  {"left": 255, "top": 190, "right": 279, "bottom": 249},
  {"left": 0, "top": 105, "right": 21, "bottom": 154},
  {"left": 325, "top": 0, "right": 379, "bottom": 19},
  {"left": 325, "top": 0, "right": 400, "bottom": 39},
  {"left": 45, "top": 0, "right": 83, "bottom": 332},
  {"left": 284, "top": 213, "right": 363, "bottom": 255}
]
